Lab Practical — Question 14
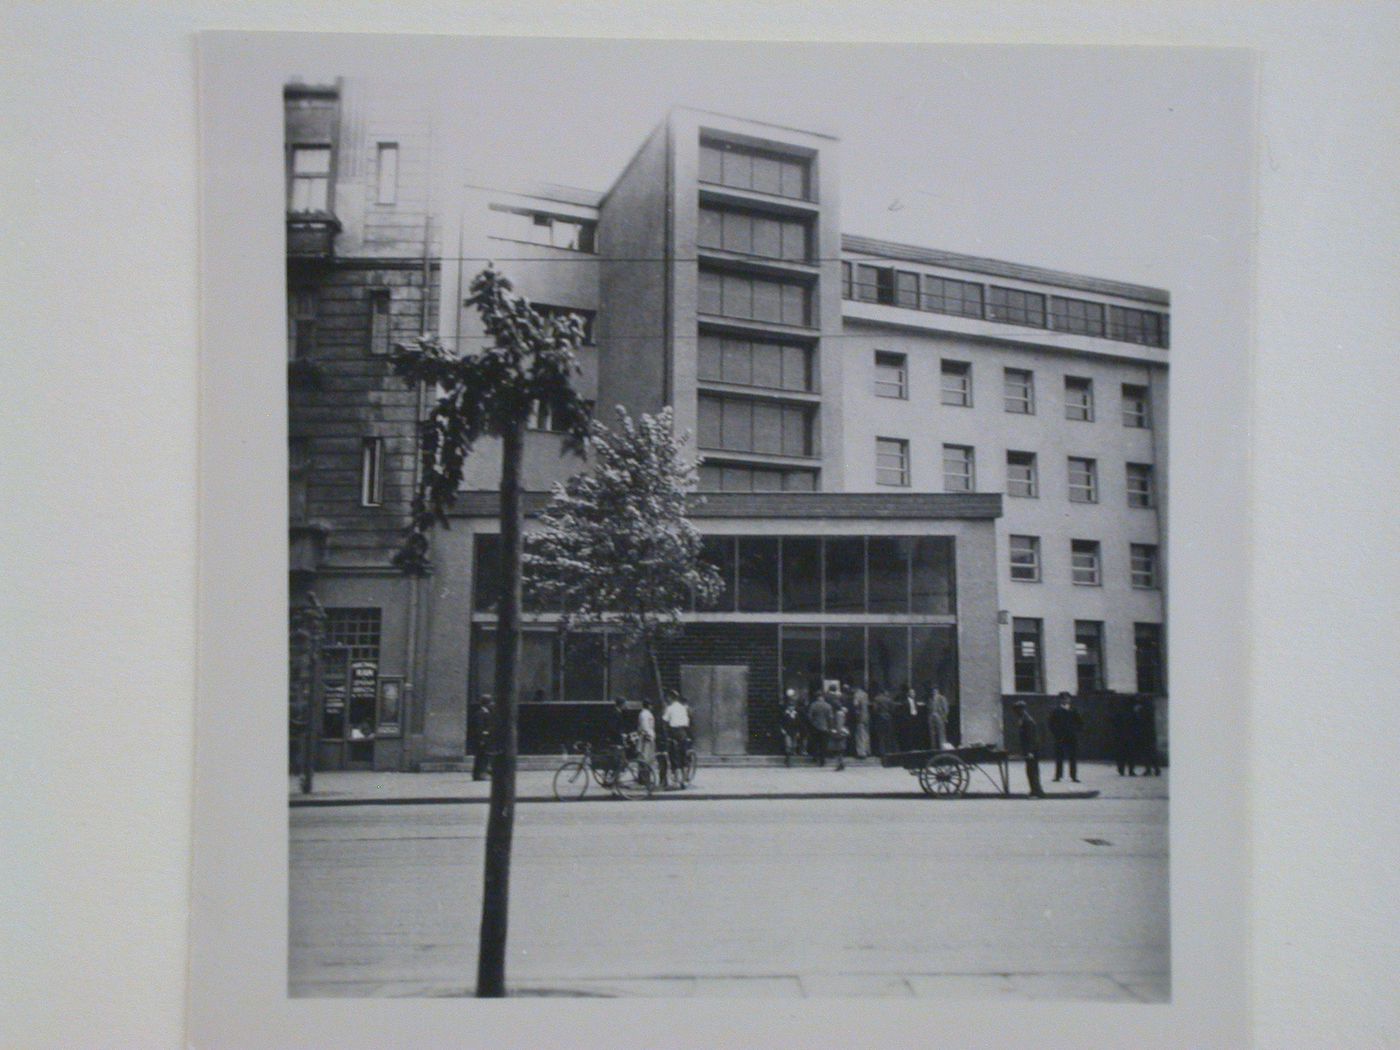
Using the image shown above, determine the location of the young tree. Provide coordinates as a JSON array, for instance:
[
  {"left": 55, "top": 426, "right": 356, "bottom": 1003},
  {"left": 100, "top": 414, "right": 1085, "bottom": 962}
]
[
  {"left": 392, "top": 265, "right": 590, "bottom": 998},
  {"left": 525, "top": 406, "right": 724, "bottom": 702}
]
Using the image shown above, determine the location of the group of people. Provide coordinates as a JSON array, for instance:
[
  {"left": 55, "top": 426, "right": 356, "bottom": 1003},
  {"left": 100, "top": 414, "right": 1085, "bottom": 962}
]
[
  {"left": 609, "top": 689, "right": 694, "bottom": 790},
  {"left": 1011, "top": 692, "right": 1162, "bottom": 798},
  {"left": 778, "top": 683, "right": 955, "bottom": 770}
]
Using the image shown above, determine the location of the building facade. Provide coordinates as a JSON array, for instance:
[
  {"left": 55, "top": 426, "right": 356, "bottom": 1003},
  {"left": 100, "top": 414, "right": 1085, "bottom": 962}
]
[{"left": 288, "top": 90, "right": 1168, "bottom": 770}]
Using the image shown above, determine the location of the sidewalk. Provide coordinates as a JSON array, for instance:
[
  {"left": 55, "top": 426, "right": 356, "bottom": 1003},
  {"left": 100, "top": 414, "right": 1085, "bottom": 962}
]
[{"left": 290, "top": 759, "right": 1166, "bottom": 806}]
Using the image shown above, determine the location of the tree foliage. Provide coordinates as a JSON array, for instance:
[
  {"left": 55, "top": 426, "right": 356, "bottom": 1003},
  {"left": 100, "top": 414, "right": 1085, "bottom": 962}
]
[
  {"left": 525, "top": 406, "right": 724, "bottom": 677},
  {"left": 390, "top": 265, "right": 592, "bottom": 573}
]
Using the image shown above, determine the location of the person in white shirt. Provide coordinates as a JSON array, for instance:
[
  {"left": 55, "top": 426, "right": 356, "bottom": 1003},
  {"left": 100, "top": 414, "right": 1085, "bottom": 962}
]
[
  {"left": 636, "top": 701, "right": 657, "bottom": 780},
  {"left": 662, "top": 689, "right": 692, "bottom": 787}
]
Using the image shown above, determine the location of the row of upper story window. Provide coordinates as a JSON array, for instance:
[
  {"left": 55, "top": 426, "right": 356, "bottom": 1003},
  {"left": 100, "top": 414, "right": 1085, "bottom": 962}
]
[
  {"left": 1012, "top": 618, "right": 1164, "bottom": 695},
  {"left": 843, "top": 262, "right": 1169, "bottom": 348},
  {"left": 874, "top": 439, "right": 1157, "bottom": 507},
  {"left": 875, "top": 353, "right": 1154, "bottom": 427},
  {"left": 287, "top": 142, "right": 401, "bottom": 213},
  {"left": 1010, "top": 535, "right": 1162, "bottom": 590}
]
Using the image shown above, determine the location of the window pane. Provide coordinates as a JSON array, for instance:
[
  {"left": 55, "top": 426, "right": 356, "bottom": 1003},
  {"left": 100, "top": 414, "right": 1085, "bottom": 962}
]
[
  {"left": 1012, "top": 618, "right": 1043, "bottom": 693},
  {"left": 698, "top": 271, "right": 722, "bottom": 314},
  {"left": 721, "top": 148, "right": 752, "bottom": 188},
  {"left": 824, "top": 536, "right": 866, "bottom": 612},
  {"left": 867, "top": 626, "right": 909, "bottom": 697},
  {"left": 563, "top": 633, "right": 605, "bottom": 704},
  {"left": 737, "top": 536, "right": 780, "bottom": 612},
  {"left": 779, "top": 158, "right": 807, "bottom": 199},
  {"left": 752, "top": 217, "right": 782, "bottom": 258},
  {"left": 751, "top": 155, "right": 783, "bottom": 195},
  {"left": 698, "top": 536, "right": 735, "bottom": 611},
  {"left": 375, "top": 144, "right": 398, "bottom": 205},
  {"left": 781, "top": 405, "right": 809, "bottom": 456},
  {"left": 473, "top": 535, "right": 500, "bottom": 612},
  {"left": 697, "top": 395, "right": 722, "bottom": 449},
  {"left": 824, "top": 626, "right": 866, "bottom": 690},
  {"left": 699, "top": 144, "right": 724, "bottom": 183},
  {"left": 781, "top": 283, "right": 807, "bottom": 325},
  {"left": 1075, "top": 621, "right": 1105, "bottom": 692},
  {"left": 698, "top": 207, "right": 723, "bottom": 249},
  {"left": 911, "top": 625, "right": 959, "bottom": 703},
  {"left": 752, "top": 402, "right": 783, "bottom": 453},
  {"left": 721, "top": 338, "right": 752, "bottom": 385},
  {"left": 781, "top": 537, "right": 821, "bottom": 612},
  {"left": 867, "top": 536, "right": 911, "bottom": 613},
  {"left": 697, "top": 334, "right": 723, "bottom": 381},
  {"left": 781, "top": 344, "right": 809, "bottom": 391},
  {"left": 752, "top": 342, "right": 783, "bottom": 387},
  {"left": 781, "top": 625, "right": 823, "bottom": 700},
  {"left": 293, "top": 146, "right": 331, "bottom": 174},
  {"left": 912, "top": 536, "right": 955, "bottom": 614},
  {"left": 721, "top": 397, "right": 752, "bottom": 450}
]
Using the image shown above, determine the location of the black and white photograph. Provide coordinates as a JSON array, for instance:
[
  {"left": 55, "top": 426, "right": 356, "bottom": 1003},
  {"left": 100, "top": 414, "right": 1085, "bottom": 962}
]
[{"left": 273, "top": 37, "right": 1222, "bottom": 1005}]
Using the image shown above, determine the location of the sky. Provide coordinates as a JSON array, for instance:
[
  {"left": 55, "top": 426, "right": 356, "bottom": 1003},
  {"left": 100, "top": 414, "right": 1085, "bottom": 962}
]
[{"left": 293, "top": 38, "right": 1254, "bottom": 294}]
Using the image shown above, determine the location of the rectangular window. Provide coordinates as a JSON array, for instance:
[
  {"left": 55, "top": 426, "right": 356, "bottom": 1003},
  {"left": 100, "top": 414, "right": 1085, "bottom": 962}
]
[
  {"left": 824, "top": 537, "right": 867, "bottom": 613},
  {"left": 698, "top": 270, "right": 810, "bottom": 325},
  {"left": 360, "top": 438, "right": 384, "bottom": 507},
  {"left": 987, "top": 286, "right": 1047, "bottom": 327},
  {"left": 737, "top": 536, "right": 780, "bottom": 612},
  {"left": 1131, "top": 544, "right": 1160, "bottom": 589},
  {"left": 489, "top": 207, "right": 597, "bottom": 252},
  {"left": 1004, "top": 368, "right": 1035, "bottom": 414},
  {"left": 1009, "top": 535, "right": 1041, "bottom": 582},
  {"left": 1012, "top": 618, "right": 1044, "bottom": 693},
  {"left": 894, "top": 270, "right": 920, "bottom": 308},
  {"left": 697, "top": 536, "right": 736, "bottom": 611},
  {"left": 473, "top": 535, "right": 501, "bottom": 612},
  {"left": 1135, "top": 623, "right": 1166, "bottom": 694},
  {"left": 942, "top": 444, "right": 975, "bottom": 492},
  {"left": 698, "top": 335, "right": 813, "bottom": 392},
  {"left": 874, "top": 351, "right": 907, "bottom": 399},
  {"left": 1108, "top": 306, "right": 1168, "bottom": 347},
  {"left": 375, "top": 143, "right": 398, "bottom": 204},
  {"left": 324, "top": 607, "right": 383, "bottom": 745},
  {"left": 1075, "top": 621, "right": 1106, "bottom": 693},
  {"left": 1064, "top": 376, "right": 1094, "bottom": 421},
  {"left": 1006, "top": 450, "right": 1038, "bottom": 498},
  {"left": 875, "top": 438, "right": 909, "bottom": 487},
  {"left": 534, "top": 304, "right": 596, "bottom": 343},
  {"left": 368, "top": 288, "right": 391, "bottom": 355},
  {"left": 841, "top": 261, "right": 853, "bottom": 299},
  {"left": 940, "top": 360, "right": 971, "bottom": 406},
  {"left": 921, "top": 275, "right": 984, "bottom": 319},
  {"left": 289, "top": 145, "right": 331, "bottom": 212},
  {"left": 698, "top": 206, "right": 808, "bottom": 262},
  {"left": 696, "top": 465, "right": 818, "bottom": 492},
  {"left": 1127, "top": 463, "right": 1155, "bottom": 508},
  {"left": 698, "top": 139, "right": 810, "bottom": 200},
  {"left": 1071, "top": 539, "right": 1102, "bottom": 586},
  {"left": 780, "top": 536, "right": 822, "bottom": 612},
  {"left": 867, "top": 536, "right": 912, "bottom": 614},
  {"left": 853, "top": 264, "right": 894, "bottom": 305},
  {"left": 1049, "top": 296, "right": 1106, "bottom": 337},
  {"left": 911, "top": 536, "right": 956, "bottom": 614},
  {"left": 1068, "top": 457, "right": 1098, "bottom": 503},
  {"left": 288, "top": 289, "right": 317, "bottom": 360},
  {"left": 1122, "top": 383, "right": 1151, "bottom": 428},
  {"left": 697, "top": 394, "right": 814, "bottom": 456}
]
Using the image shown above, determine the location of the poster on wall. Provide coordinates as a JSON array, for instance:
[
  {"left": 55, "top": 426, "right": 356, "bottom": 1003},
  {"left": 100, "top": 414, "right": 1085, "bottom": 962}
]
[{"left": 377, "top": 677, "right": 403, "bottom": 738}]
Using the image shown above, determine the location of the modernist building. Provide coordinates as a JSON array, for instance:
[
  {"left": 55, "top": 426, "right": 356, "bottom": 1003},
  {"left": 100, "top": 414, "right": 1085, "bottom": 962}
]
[{"left": 288, "top": 87, "right": 1168, "bottom": 770}]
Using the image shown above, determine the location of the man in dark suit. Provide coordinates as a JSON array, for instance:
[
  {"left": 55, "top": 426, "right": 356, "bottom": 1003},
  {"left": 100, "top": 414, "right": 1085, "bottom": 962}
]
[
  {"left": 471, "top": 695, "right": 495, "bottom": 781},
  {"left": 1134, "top": 699, "right": 1162, "bottom": 776},
  {"left": 1013, "top": 699, "right": 1046, "bottom": 798},
  {"left": 806, "top": 690, "right": 833, "bottom": 767},
  {"left": 1048, "top": 692, "right": 1083, "bottom": 783}
]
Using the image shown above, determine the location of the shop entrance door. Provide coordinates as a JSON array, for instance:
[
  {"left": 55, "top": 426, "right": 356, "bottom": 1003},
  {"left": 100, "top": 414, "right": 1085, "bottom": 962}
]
[{"left": 680, "top": 664, "right": 748, "bottom": 756}]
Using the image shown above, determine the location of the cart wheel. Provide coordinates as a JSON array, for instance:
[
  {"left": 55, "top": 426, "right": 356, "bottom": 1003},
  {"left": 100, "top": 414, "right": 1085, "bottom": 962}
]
[
  {"left": 614, "top": 759, "right": 655, "bottom": 800},
  {"left": 552, "top": 760, "right": 589, "bottom": 801},
  {"left": 919, "top": 754, "right": 968, "bottom": 797}
]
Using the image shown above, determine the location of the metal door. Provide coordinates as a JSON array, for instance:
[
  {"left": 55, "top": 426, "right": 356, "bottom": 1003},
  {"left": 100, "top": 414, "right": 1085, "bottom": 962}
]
[{"left": 680, "top": 664, "right": 749, "bottom": 755}]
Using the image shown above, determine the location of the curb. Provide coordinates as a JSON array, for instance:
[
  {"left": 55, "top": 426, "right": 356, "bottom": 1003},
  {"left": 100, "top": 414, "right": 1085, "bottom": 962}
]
[{"left": 289, "top": 789, "right": 1103, "bottom": 808}]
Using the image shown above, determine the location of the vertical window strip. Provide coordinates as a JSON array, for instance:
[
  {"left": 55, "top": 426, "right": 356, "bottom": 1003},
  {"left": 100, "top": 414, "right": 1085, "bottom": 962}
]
[{"left": 360, "top": 438, "right": 384, "bottom": 507}]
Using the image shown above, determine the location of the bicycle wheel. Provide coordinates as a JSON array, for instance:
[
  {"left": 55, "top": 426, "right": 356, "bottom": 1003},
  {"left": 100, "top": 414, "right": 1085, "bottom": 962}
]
[
  {"left": 614, "top": 759, "right": 654, "bottom": 800},
  {"left": 592, "top": 752, "right": 620, "bottom": 789},
  {"left": 683, "top": 748, "right": 698, "bottom": 785},
  {"left": 552, "top": 760, "right": 590, "bottom": 801}
]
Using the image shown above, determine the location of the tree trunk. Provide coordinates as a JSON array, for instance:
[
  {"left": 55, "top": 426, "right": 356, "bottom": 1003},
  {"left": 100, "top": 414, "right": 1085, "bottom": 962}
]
[
  {"left": 477, "top": 421, "right": 524, "bottom": 997},
  {"left": 648, "top": 639, "right": 664, "bottom": 706}
]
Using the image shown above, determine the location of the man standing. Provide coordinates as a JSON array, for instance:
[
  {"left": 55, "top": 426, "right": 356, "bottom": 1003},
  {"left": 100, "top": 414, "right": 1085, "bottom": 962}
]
[
  {"left": 852, "top": 684, "right": 871, "bottom": 759},
  {"left": 662, "top": 689, "right": 692, "bottom": 787},
  {"left": 1013, "top": 699, "right": 1046, "bottom": 798},
  {"left": 806, "top": 690, "right": 833, "bottom": 767},
  {"left": 779, "top": 691, "right": 802, "bottom": 767},
  {"left": 471, "top": 695, "right": 495, "bottom": 781},
  {"left": 929, "top": 687, "right": 950, "bottom": 750},
  {"left": 1134, "top": 699, "right": 1162, "bottom": 776},
  {"left": 872, "top": 687, "right": 895, "bottom": 757},
  {"left": 830, "top": 691, "right": 849, "bottom": 772},
  {"left": 1112, "top": 696, "right": 1134, "bottom": 776},
  {"left": 636, "top": 700, "right": 658, "bottom": 786},
  {"left": 1048, "top": 692, "right": 1083, "bottom": 783}
]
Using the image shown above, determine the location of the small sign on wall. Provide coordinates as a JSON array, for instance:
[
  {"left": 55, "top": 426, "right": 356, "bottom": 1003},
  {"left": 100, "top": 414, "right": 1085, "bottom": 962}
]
[{"left": 377, "top": 676, "right": 404, "bottom": 738}]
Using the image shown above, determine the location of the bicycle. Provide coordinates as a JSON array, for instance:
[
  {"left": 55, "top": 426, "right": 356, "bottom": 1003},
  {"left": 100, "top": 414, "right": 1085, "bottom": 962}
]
[
  {"left": 552, "top": 736, "right": 655, "bottom": 801},
  {"left": 665, "top": 733, "right": 698, "bottom": 788}
]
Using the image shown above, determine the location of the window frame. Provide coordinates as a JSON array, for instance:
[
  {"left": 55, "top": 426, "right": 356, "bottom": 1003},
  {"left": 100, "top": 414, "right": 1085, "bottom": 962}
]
[
  {"left": 1064, "top": 375, "right": 1095, "bottom": 422},
  {"left": 873, "top": 351, "right": 908, "bottom": 400},
  {"left": 1009, "top": 534, "right": 1041, "bottom": 582},
  {"left": 1068, "top": 456, "right": 1099, "bottom": 503},
  {"left": 1049, "top": 295, "right": 1106, "bottom": 337},
  {"left": 987, "top": 285, "right": 1047, "bottom": 327},
  {"left": 1126, "top": 462, "right": 1155, "bottom": 508},
  {"left": 1003, "top": 368, "right": 1035, "bottom": 414},
  {"left": 921, "top": 275, "right": 985, "bottom": 319},
  {"left": 1012, "top": 617, "right": 1045, "bottom": 693},
  {"left": 1122, "top": 383, "right": 1152, "bottom": 428},
  {"left": 1131, "top": 543, "right": 1160, "bottom": 589},
  {"left": 367, "top": 287, "right": 392, "bottom": 356},
  {"left": 941, "top": 444, "right": 975, "bottom": 493},
  {"left": 375, "top": 142, "right": 399, "bottom": 205},
  {"left": 360, "top": 437, "right": 385, "bottom": 508},
  {"left": 1071, "top": 539, "right": 1102, "bottom": 586},
  {"left": 288, "top": 144, "right": 333, "bottom": 213},
  {"left": 1006, "top": 450, "right": 1038, "bottom": 498},
  {"left": 288, "top": 288, "right": 317, "bottom": 360},
  {"left": 940, "top": 359, "right": 972, "bottom": 407},
  {"left": 875, "top": 437, "right": 910, "bottom": 487}
]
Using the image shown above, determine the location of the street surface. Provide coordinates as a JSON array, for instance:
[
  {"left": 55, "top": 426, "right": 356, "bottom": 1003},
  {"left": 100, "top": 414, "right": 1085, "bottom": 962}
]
[{"left": 290, "top": 763, "right": 1168, "bottom": 1000}]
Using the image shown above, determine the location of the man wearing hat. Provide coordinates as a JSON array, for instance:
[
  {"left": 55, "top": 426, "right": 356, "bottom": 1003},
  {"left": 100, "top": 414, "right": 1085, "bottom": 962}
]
[
  {"left": 1012, "top": 699, "right": 1046, "bottom": 798},
  {"left": 1048, "top": 691, "right": 1083, "bottom": 783}
]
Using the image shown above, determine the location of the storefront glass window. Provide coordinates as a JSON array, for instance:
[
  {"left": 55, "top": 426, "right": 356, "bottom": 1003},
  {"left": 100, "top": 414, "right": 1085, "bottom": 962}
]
[
  {"left": 779, "top": 625, "right": 822, "bottom": 701},
  {"left": 867, "top": 536, "right": 912, "bottom": 613},
  {"left": 780, "top": 536, "right": 821, "bottom": 612},
  {"left": 737, "top": 536, "right": 780, "bottom": 612},
  {"left": 911, "top": 536, "right": 956, "bottom": 614},
  {"left": 824, "top": 537, "right": 866, "bottom": 612},
  {"left": 867, "top": 626, "right": 909, "bottom": 696},
  {"left": 824, "top": 626, "right": 866, "bottom": 690},
  {"left": 698, "top": 535, "right": 736, "bottom": 611},
  {"left": 911, "top": 625, "right": 959, "bottom": 701}
]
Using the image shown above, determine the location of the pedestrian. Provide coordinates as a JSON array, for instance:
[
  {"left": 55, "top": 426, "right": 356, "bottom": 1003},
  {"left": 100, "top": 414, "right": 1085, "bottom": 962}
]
[
  {"left": 806, "top": 689, "right": 833, "bottom": 767},
  {"left": 839, "top": 684, "right": 856, "bottom": 757},
  {"left": 929, "top": 686, "right": 950, "bottom": 750},
  {"left": 829, "top": 690, "right": 849, "bottom": 771},
  {"left": 636, "top": 699, "right": 658, "bottom": 785},
  {"left": 897, "top": 684, "right": 918, "bottom": 750},
  {"left": 1048, "top": 691, "right": 1083, "bottom": 783},
  {"left": 779, "top": 690, "right": 802, "bottom": 767},
  {"left": 852, "top": 684, "right": 871, "bottom": 759},
  {"left": 872, "top": 687, "right": 895, "bottom": 757},
  {"left": 1112, "top": 696, "right": 1135, "bottom": 775},
  {"left": 662, "top": 689, "right": 692, "bottom": 787},
  {"left": 471, "top": 694, "right": 495, "bottom": 781},
  {"left": 1012, "top": 699, "right": 1046, "bottom": 798},
  {"left": 1134, "top": 699, "right": 1162, "bottom": 776},
  {"left": 914, "top": 685, "right": 933, "bottom": 749}
]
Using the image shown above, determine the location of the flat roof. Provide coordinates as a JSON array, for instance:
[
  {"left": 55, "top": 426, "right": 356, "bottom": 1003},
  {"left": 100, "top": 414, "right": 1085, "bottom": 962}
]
[
  {"left": 452, "top": 491, "right": 1002, "bottom": 521},
  {"left": 843, "top": 234, "right": 1170, "bottom": 306}
]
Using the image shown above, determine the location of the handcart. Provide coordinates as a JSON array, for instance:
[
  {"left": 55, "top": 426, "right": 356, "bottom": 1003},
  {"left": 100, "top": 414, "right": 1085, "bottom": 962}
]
[{"left": 881, "top": 745, "right": 1012, "bottom": 798}]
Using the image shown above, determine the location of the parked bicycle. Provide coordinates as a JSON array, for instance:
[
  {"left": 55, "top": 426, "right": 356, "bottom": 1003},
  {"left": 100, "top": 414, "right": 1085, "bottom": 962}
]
[
  {"left": 665, "top": 733, "right": 698, "bottom": 789},
  {"left": 552, "top": 735, "right": 655, "bottom": 801}
]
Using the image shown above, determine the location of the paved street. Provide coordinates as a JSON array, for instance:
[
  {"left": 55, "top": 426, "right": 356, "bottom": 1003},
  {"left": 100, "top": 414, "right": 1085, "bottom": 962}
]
[{"left": 290, "top": 763, "right": 1168, "bottom": 1000}]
